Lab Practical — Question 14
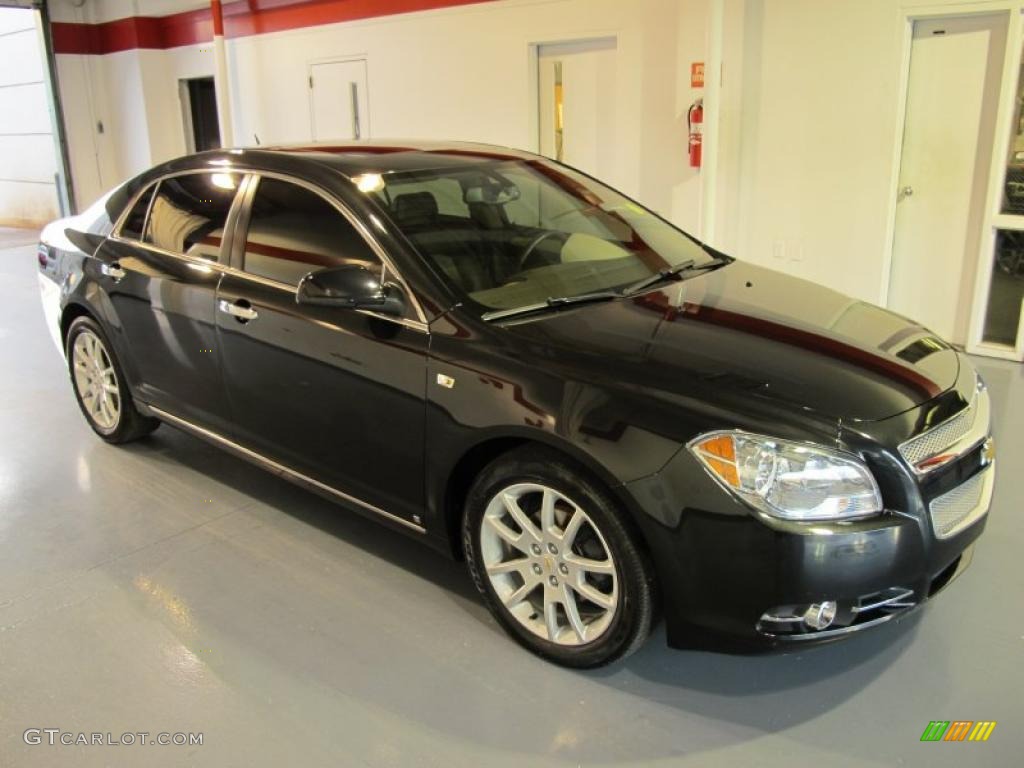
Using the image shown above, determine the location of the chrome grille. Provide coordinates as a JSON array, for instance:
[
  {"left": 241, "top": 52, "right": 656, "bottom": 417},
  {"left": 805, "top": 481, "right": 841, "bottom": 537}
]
[
  {"left": 929, "top": 466, "right": 994, "bottom": 539},
  {"left": 898, "top": 381, "right": 990, "bottom": 474},
  {"left": 899, "top": 405, "right": 975, "bottom": 467}
]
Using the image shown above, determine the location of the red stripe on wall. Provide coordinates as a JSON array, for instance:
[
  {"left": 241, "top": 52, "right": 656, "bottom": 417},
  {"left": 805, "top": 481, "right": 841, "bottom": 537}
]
[{"left": 51, "top": 0, "right": 494, "bottom": 55}]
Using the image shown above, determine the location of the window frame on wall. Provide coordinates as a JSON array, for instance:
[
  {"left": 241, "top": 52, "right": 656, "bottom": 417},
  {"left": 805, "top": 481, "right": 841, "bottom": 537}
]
[{"left": 975, "top": 4, "right": 1024, "bottom": 359}]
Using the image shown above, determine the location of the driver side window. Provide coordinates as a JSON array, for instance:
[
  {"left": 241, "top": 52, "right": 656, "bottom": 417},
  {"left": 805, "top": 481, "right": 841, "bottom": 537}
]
[{"left": 243, "top": 177, "right": 382, "bottom": 286}]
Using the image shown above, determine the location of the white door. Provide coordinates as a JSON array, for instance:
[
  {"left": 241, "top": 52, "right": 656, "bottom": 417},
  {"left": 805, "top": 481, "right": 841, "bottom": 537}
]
[
  {"left": 888, "top": 15, "right": 1006, "bottom": 343},
  {"left": 310, "top": 59, "right": 369, "bottom": 141},
  {"left": 537, "top": 39, "right": 617, "bottom": 179}
]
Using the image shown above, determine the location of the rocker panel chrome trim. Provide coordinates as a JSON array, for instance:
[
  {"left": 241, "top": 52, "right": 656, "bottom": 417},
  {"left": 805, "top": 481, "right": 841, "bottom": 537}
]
[{"left": 148, "top": 405, "right": 426, "bottom": 534}]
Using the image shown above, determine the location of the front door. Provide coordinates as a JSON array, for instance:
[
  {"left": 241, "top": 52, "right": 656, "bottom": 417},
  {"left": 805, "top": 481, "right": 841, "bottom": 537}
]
[
  {"left": 215, "top": 175, "right": 428, "bottom": 526},
  {"left": 97, "top": 170, "right": 243, "bottom": 433},
  {"left": 889, "top": 14, "right": 1006, "bottom": 344}
]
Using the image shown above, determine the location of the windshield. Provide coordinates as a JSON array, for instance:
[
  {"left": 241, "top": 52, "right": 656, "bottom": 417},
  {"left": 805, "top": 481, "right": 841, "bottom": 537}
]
[{"left": 355, "top": 158, "right": 716, "bottom": 314}]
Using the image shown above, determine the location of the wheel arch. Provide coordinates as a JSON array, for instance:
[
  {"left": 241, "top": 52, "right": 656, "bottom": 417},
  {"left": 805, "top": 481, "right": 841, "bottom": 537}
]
[
  {"left": 59, "top": 299, "right": 145, "bottom": 399},
  {"left": 440, "top": 430, "right": 653, "bottom": 563},
  {"left": 60, "top": 301, "right": 94, "bottom": 349}
]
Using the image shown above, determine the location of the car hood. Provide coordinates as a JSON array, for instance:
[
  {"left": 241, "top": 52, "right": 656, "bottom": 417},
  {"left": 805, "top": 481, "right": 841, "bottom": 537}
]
[{"left": 498, "top": 262, "right": 959, "bottom": 423}]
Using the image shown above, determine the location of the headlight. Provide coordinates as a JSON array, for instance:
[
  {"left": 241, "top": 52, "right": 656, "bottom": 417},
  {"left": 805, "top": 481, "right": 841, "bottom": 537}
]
[{"left": 688, "top": 431, "right": 882, "bottom": 521}]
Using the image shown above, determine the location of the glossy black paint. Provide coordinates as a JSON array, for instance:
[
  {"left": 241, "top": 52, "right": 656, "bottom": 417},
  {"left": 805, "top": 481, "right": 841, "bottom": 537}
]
[
  {"left": 297, "top": 264, "right": 403, "bottom": 314},
  {"left": 99, "top": 235, "right": 231, "bottom": 431},
  {"left": 39, "top": 141, "right": 990, "bottom": 651},
  {"left": 215, "top": 270, "right": 429, "bottom": 524}
]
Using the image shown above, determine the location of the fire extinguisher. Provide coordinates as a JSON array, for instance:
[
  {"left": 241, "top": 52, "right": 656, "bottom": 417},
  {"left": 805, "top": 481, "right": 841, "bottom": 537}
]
[{"left": 688, "top": 98, "right": 703, "bottom": 169}]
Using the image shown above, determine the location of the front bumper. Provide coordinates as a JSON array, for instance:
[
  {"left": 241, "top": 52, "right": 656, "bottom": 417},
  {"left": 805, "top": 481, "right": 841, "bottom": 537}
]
[{"left": 623, "top": 371, "right": 994, "bottom": 651}]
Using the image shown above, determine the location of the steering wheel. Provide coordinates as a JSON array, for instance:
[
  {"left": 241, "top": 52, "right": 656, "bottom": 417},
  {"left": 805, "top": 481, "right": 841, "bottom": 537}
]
[{"left": 517, "top": 230, "right": 566, "bottom": 272}]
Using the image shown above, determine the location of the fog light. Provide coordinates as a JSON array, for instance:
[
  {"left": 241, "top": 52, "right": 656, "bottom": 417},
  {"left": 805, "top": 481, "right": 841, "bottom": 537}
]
[{"left": 803, "top": 601, "right": 837, "bottom": 630}]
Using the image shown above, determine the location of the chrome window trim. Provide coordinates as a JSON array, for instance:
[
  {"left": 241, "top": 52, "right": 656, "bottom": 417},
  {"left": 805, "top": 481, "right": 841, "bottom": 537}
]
[
  {"left": 103, "top": 164, "right": 429, "bottom": 332},
  {"left": 142, "top": 170, "right": 246, "bottom": 265},
  {"left": 112, "top": 179, "right": 159, "bottom": 240},
  {"left": 148, "top": 405, "right": 426, "bottom": 534},
  {"left": 114, "top": 169, "right": 247, "bottom": 264},
  {"left": 104, "top": 234, "right": 428, "bottom": 333},
  {"left": 898, "top": 378, "right": 991, "bottom": 475},
  {"left": 221, "top": 173, "right": 255, "bottom": 265},
  {"left": 235, "top": 170, "right": 428, "bottom": 325}
]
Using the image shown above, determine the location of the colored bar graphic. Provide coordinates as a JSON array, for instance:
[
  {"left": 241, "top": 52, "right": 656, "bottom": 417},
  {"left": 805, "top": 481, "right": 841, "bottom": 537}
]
[
  {"left": 943, "top": 721, "right": 973, "bottom": 741},
  {"left": 968, "top": 722, "right": 996, "bottom": 742},
  {"left": 920, "top": 720, "right": 996, "bottom": 742}
]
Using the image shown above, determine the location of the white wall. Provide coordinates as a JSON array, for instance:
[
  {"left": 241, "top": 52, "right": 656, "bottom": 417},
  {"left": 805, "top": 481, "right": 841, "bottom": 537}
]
[
  {"left": 46, "top": 0, "right": 996, "bottom": 312},
  {"left": 0, "top": 7, "right": 59, "bottom": 227},
  {"left": 711, "top": 0, "right": 908, "bottom": 305},
  {"left": 52, "top": 0, "right": 709, "bottom": 235}
]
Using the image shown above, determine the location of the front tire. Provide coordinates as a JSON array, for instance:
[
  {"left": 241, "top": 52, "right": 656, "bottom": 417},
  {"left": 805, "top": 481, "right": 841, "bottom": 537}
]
[
  {"left": 463, "top": 446, "right": 655, "bottom": 668},
  {"left": 66, "top": 315, "right": 158, "bottom": 444}
]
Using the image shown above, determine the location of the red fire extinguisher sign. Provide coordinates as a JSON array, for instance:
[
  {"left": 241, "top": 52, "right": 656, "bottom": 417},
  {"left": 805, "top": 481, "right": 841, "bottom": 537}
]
[{"left": 691, "top": 62, "right": 704, "bottom": 88}]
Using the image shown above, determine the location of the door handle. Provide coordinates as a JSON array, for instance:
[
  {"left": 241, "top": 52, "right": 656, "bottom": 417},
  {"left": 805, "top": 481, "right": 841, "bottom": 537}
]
[
  {"left": 898, "top": 185, "right": 914, "bottom": 202},
  {"left": 349, "top": 81, "right": 361, "bottom": 140},
  {"left": 218, "top": 298, "right": 259, "bottom": 323},
  {"left": 100, "top": 261, "right": 126, "bottom": 281}
]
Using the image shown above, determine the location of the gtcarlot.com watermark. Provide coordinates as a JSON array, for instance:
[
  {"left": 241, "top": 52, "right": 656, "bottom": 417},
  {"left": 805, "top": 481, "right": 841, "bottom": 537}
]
[{"left": 24, "top": 729, "right": 203, "bottom": 747}]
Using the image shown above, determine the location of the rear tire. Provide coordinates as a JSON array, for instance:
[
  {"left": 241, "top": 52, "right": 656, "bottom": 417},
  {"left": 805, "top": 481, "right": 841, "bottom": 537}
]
[
  {"left": 66, "top": 315, "right": 159, "bottom": 444},
  {"left": 463, "top": 446, "right": 655, "bottom": 668}
]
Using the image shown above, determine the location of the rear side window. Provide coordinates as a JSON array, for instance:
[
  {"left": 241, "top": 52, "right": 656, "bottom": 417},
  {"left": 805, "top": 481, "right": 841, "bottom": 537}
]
[
  {"left": 144, "top": 172, "right": 241, "bottom": 261},
  {"left": 242, "top": 177, "right": 381, "bottom": 285},
  {"left": 119, "top": 184, "right": 156, "bottom": 240}
]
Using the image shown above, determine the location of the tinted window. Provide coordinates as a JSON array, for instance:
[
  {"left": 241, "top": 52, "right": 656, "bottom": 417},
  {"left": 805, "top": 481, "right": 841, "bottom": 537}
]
[
  {"left": 120, "top": 184, "right": 156, "bottom": 240},
  {"left": 386, "top": 176, "right": 469, "bottom": 219},
  {"left": 144, "top": 172, "right": 240, "bottom": 261},
  {"left": 362, "top": 160, "right": 711, "bottom": 312},
  {"left": 243, "top": 177, "right": 381, "bottom": 285}
]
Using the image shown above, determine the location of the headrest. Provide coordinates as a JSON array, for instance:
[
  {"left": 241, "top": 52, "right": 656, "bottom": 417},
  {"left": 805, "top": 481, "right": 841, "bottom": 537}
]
[{"left": 392, "top": 192, "right": 439, "bottom": 228}]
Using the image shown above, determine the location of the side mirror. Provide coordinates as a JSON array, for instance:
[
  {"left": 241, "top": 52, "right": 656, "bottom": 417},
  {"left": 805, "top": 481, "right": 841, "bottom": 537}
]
[{"left": 296, "top": 264, "right": 404, "bottom": 316}]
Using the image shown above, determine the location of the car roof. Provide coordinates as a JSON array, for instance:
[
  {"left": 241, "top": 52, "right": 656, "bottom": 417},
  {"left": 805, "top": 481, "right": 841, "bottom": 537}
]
[{"left": 184, "top": 140, "right": 540, "bottom": 179}]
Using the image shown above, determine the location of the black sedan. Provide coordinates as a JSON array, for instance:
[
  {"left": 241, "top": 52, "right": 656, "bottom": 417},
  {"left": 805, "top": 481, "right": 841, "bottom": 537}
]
[{"left": 37, "top": 141, "right": 995, "bottom": 668}]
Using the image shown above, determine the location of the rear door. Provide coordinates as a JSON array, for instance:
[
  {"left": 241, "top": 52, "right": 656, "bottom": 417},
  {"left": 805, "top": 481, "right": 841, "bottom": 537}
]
[
  {"left": 215, "top": 174, "right": 429, "bottom": 527},
  {"left": 95, "top": 170, "right": 245, "bottom": 433}
]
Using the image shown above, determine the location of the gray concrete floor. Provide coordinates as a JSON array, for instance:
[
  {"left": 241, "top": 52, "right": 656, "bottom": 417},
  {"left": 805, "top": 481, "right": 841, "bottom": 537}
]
[{"left": 1, "top": 227, "right": 1022, "bottom": 767}]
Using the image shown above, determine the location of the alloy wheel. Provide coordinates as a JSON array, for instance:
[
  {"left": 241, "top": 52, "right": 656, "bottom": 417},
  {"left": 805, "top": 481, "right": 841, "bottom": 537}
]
[
  {"left": 478, "top": 482, "right": 619, "bottom": 646},
  {"left": 71, "top": 330, "right": 121, "bottom": 432}
]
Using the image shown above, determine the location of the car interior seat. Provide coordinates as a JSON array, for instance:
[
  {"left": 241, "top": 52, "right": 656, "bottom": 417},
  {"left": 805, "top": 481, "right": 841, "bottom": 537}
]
[{"left": 391, "top": 191, "right": 500, "bottom": 294}]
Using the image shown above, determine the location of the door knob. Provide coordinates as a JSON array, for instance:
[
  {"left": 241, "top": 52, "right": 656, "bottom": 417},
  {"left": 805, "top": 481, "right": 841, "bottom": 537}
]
[{"left": 898, "top": 185, "right": 914, "bottom": 201}]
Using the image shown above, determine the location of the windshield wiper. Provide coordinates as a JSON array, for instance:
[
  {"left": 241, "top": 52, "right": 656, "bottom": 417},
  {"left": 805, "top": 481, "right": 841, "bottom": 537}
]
[
  {"left": 622, "top": 254, "right": 730, "bottom": 295},
  {"left": 482, "top": 291, "right": 619, "bottom": 322}
]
